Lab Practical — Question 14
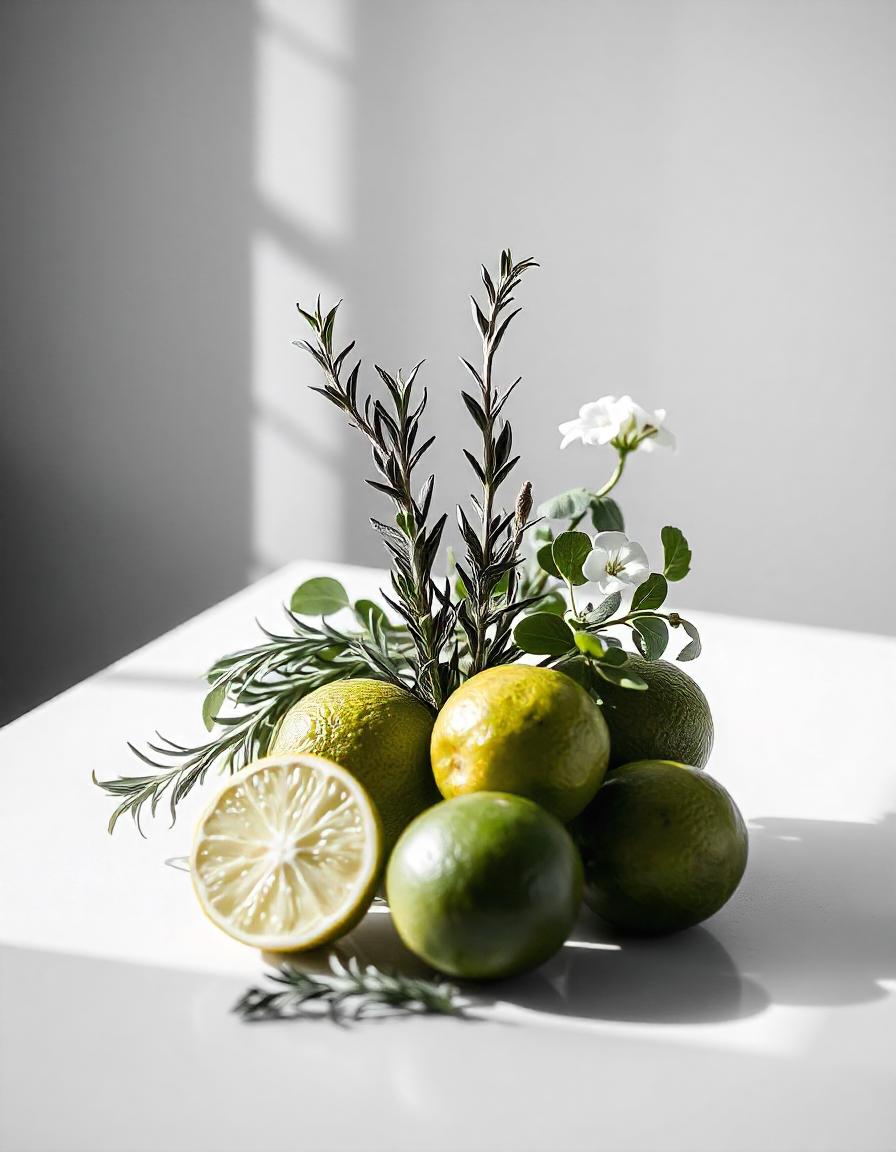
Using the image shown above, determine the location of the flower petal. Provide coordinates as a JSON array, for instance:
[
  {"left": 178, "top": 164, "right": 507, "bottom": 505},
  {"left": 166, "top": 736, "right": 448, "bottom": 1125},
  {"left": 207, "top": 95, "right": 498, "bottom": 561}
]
[
  {"left": 582, "top": 548, "right": 610, "bottom": 581},
  {"left": 597, "top": 573, "right": 626, "bottom": 594},
  {"left": 593, "top": 531, "right": 630, "bottom": 553},
  {"left": 619, "top": 540, "right": 649, "bottom": 569}
]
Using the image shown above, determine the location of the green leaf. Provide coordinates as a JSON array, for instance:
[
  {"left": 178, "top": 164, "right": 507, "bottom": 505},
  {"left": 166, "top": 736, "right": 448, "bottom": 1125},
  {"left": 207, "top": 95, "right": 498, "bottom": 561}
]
[
  {"left": 560, "top": 657, "right": 597, "bottom": 692},
  {"left": 574, "top": 631, "right": 607, "bottom": 659},
  {"left": 513, "top": 612, "right": 576, "bottom": 656},
  {"left": 593, "top": 662, "right": 648, "bottom": 690},
  {"left": 662, "top": 527, "right": 692, "bottom": 582},
  {"left": 584, "top": 592, "right": 621, "bottom": 625},
  {"left": 537, "top": 488, "right": 593, "bottom": 520},
  {"left": 632, "top": 617, "right": 669, "bottom": 661},
  {"left": 290, "top": 577, "right": 350, "bottom": 617},
  {"left": 552, "top": 531, "right": 592, "bottom": 586},
  {"left": 676, "top": 618, "right": 702, "bottom": 661},
  {"left": 354, "top": 599, "right": 388, "bottom": 633},
  {"left": 532, "top": 588, "right": 567, "bottom": 616},
  {"left": 597, "top": 645, "right": 629, "bottom": 666},
  {"left": 536, "top": 544, "right": 561, "bottom": 578},
  {"left": 202, "top": 683, "right": 226, "bottom": 732},
  {"left": 591, "top": 497, "right": 624, "bottom": 532},
  {"left": 493, "top": 572, "right": 510, "bottom": 599},
  {"left": 631, "top": 573, "right": 668, "bottom": 612}
]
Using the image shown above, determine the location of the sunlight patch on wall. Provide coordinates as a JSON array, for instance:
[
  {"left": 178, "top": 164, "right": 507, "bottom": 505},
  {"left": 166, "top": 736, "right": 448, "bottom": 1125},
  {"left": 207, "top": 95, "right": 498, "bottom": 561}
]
[{"left": 251, "top": 0, "right": 354, "bottom": 578}]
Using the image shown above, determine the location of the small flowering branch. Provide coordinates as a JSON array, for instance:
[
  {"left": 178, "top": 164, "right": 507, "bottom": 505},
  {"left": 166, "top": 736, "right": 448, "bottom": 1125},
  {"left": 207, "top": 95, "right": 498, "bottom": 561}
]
[
  {"left": 234, "top": 955, "right": 464, "bottom": 1022},
  {"left": 514, "top": 397, "right": 700, "bottom": 690}
]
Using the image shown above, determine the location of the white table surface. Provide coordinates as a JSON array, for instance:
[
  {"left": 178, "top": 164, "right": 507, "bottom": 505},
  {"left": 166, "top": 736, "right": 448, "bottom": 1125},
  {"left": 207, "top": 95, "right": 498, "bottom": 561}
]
[{"left": 1, "top": 560, "right": 895, "bottom": 1152}]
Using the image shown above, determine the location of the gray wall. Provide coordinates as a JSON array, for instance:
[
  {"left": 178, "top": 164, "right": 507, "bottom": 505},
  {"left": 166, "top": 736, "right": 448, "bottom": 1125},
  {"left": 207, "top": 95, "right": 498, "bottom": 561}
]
[
  {"left": 1, "top": 0, "right": 254, "bottom": 722},
  {"left": 3, "top": 0, "right": 895, "bottom": 722}
]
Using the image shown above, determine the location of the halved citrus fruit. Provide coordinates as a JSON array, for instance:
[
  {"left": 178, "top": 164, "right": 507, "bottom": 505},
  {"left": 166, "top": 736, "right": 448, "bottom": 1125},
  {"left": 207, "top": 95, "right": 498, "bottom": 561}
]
[{"left": 190, "top": 754, "right": 383, "bottom": 952}]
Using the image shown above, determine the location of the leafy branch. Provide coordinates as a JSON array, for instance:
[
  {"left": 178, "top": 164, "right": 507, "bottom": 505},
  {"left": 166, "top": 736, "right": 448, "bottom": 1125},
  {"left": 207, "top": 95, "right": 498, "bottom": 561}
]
[
  {"left": 455, "top": 250, "right": 540, "bottom": 672},
  {"left": 295, "top": 299, "right": 456, "bottom": 709},
  {"left": 93, "top": 604, "right": 409, "bottom": 833},
  {"left": 234, "top": 955, "right": 463, "bottom": 1022},
  {"left": 513, "top": 525, "right": 701, "bottom": 690}
]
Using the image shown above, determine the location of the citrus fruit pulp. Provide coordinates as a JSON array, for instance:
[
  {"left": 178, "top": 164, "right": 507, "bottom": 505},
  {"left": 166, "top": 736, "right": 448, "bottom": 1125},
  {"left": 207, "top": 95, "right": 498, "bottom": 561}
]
[{"left": 191, "top": 754, "right": 382, "bottom": 952}]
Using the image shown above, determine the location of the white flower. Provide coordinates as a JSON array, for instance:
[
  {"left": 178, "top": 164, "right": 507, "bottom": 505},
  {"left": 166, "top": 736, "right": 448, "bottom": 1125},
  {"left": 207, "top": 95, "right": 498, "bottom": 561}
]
[
  {"left": 582, "top": 531, "right": 650, "bottom": 595},
  {"left": 559, "top": 395, "right": 675, "bottom": 453},
  {"left": 559, "top": 397, "right": 623, "bottom": 449}
]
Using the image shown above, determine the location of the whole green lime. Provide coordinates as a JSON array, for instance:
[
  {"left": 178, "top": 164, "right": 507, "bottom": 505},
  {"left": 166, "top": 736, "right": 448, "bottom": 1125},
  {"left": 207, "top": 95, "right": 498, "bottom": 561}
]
[
  {"left": 430, "top": 665, "right": 610, "bottom": 822},
  {"left": 571, "top": 760, "right": 748, "bottom": 934},
  {"left": 596, "top": 656, "right": 713, "bottom": 769},
  {"left": 270, "top": 678, "right": 438, "bottom": 854},
  {"left": 386, "top": 792, "right": 583, "bottom": 979}
]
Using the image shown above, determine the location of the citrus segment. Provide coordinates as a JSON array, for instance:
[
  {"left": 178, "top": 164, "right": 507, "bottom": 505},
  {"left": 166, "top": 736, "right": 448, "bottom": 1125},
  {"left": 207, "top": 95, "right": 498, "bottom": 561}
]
[{"left": 191, "top": 754, "right": 382, "bottom": 952}]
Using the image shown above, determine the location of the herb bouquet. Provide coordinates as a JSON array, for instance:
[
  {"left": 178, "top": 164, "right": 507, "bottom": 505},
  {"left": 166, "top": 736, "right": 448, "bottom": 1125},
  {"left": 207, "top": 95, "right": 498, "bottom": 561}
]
[{"left": 96, "top": 251, "right": 747, "bottom": 1022}]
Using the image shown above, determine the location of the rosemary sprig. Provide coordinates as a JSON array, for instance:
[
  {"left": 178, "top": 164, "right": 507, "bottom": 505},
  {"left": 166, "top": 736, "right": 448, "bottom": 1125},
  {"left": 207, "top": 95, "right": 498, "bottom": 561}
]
[
  {"left": 234, "top": 955, "right": 463, "bottom": 1022},
  {"left": 94, "top": 611, "right": 409, "bottom": 833},
  {"left": 455, "top": 250, "right": 540, "bottom": 672},
  {"left": 295, "top": 299, "right": 456, "bottom": 709}
]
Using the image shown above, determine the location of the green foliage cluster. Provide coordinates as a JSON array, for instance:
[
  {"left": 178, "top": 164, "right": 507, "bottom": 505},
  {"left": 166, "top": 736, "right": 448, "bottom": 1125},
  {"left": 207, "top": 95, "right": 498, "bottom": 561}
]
[{"left": 95, "top": 250, "right": 700, "bottom": 832}]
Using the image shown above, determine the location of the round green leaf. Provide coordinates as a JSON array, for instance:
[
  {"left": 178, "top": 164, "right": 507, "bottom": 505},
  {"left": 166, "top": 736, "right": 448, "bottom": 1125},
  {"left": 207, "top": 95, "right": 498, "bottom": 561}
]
[
  {"left": 202, "top": 683, "right": 227, "bottom": 732},
  {"left": 513, "top": 612, "right": 576, "bottom": 656},
  {"left": 354, "top": 598, "right": 388, "bottom": 633},
  {"left": 593, "top": 662, "right": 648, "bottom": 690},
  {"left": 530, "top": 588, "right": 567, "bottom": 616},
  {"left": 631, "top": 573, "right": 668, "bottom": 612},
  {"left": 290, "top": 577, "right": 350, "bottom": 617},
  {"left": 591, "top": 497, "right": 624, "bottom": 532},
  {"left": 662, "top": 526, "right": 692, "bottom": 582},
  {"left": 536, "top": 544, "right": 561, "bottom": 578},
  {"left": 574, "top": 631, "right": 607, "bottom": 659},
  {"left": 537, "top": 487, "right": 593, "bottom": 520},
  {"left": 552, "top": 531, "right": 592, "bottom": 586},
  {"left": 632, "top": 617, "right": 669, "bottom": 661}
]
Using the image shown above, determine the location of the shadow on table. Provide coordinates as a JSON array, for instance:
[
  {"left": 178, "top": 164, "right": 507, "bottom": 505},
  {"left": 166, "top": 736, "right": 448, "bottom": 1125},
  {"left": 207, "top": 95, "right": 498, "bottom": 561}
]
[
  {"left": 497, "top": 812, "right": 896, "bottom": 1024},
  {"left": 491, "top": 925, "right": 769, "bottom": 1025},
  {"left": 727, "top": 812, "right": 896, "bottom": 1008},
  {"left": 306, "top": 813, "right": 896, "bottom": 1027}
]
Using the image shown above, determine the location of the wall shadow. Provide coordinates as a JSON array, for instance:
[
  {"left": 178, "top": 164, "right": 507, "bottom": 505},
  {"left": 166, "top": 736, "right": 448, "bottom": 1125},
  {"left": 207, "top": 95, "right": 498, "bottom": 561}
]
[{"left": 0, "top": 1, "right": 254, "bottom": 724}]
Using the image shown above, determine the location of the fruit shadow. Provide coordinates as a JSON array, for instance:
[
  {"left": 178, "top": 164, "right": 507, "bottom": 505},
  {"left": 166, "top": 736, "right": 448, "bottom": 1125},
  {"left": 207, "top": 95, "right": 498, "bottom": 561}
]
[
  {"left": 495, "top": 811, "right": 896, "bottom": 1023},
  {"left": 488, "top": 921, "right": 770, "bottom": 1025},
  {"left": 270, "top": 903, "right": 763, "bottom": 1027},
  {"left": 718, "top": 812, "right": 896, "bottom": 1009},
  {"left": 266, "top": 813, "right": 896, "bottom": 1027}
]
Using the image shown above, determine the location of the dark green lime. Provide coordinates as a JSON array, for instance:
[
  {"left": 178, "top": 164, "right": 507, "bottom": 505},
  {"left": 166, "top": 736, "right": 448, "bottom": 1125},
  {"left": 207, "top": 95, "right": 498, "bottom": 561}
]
[
  {"left": 597, "top": 656, "right": 714, "bottom": 769},
  {"left": 571, "top": 760, "right": 748, "bottom": 934},
  {"left": 386, "top": 792, "right": 582, "bottom": 979}
]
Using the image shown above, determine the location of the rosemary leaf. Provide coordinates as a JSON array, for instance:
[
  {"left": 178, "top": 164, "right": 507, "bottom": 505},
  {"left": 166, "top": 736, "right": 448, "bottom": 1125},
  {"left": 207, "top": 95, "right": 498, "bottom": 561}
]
[{"left": 234, "top": 955, "right": 463, "bottom": 1022}]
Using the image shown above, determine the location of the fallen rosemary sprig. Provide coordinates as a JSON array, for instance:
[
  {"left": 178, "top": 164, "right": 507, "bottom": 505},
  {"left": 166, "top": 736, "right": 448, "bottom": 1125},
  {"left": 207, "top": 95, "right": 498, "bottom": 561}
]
[{"left": 234, "top": 955, "right": 463, "bottom": 1022}]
